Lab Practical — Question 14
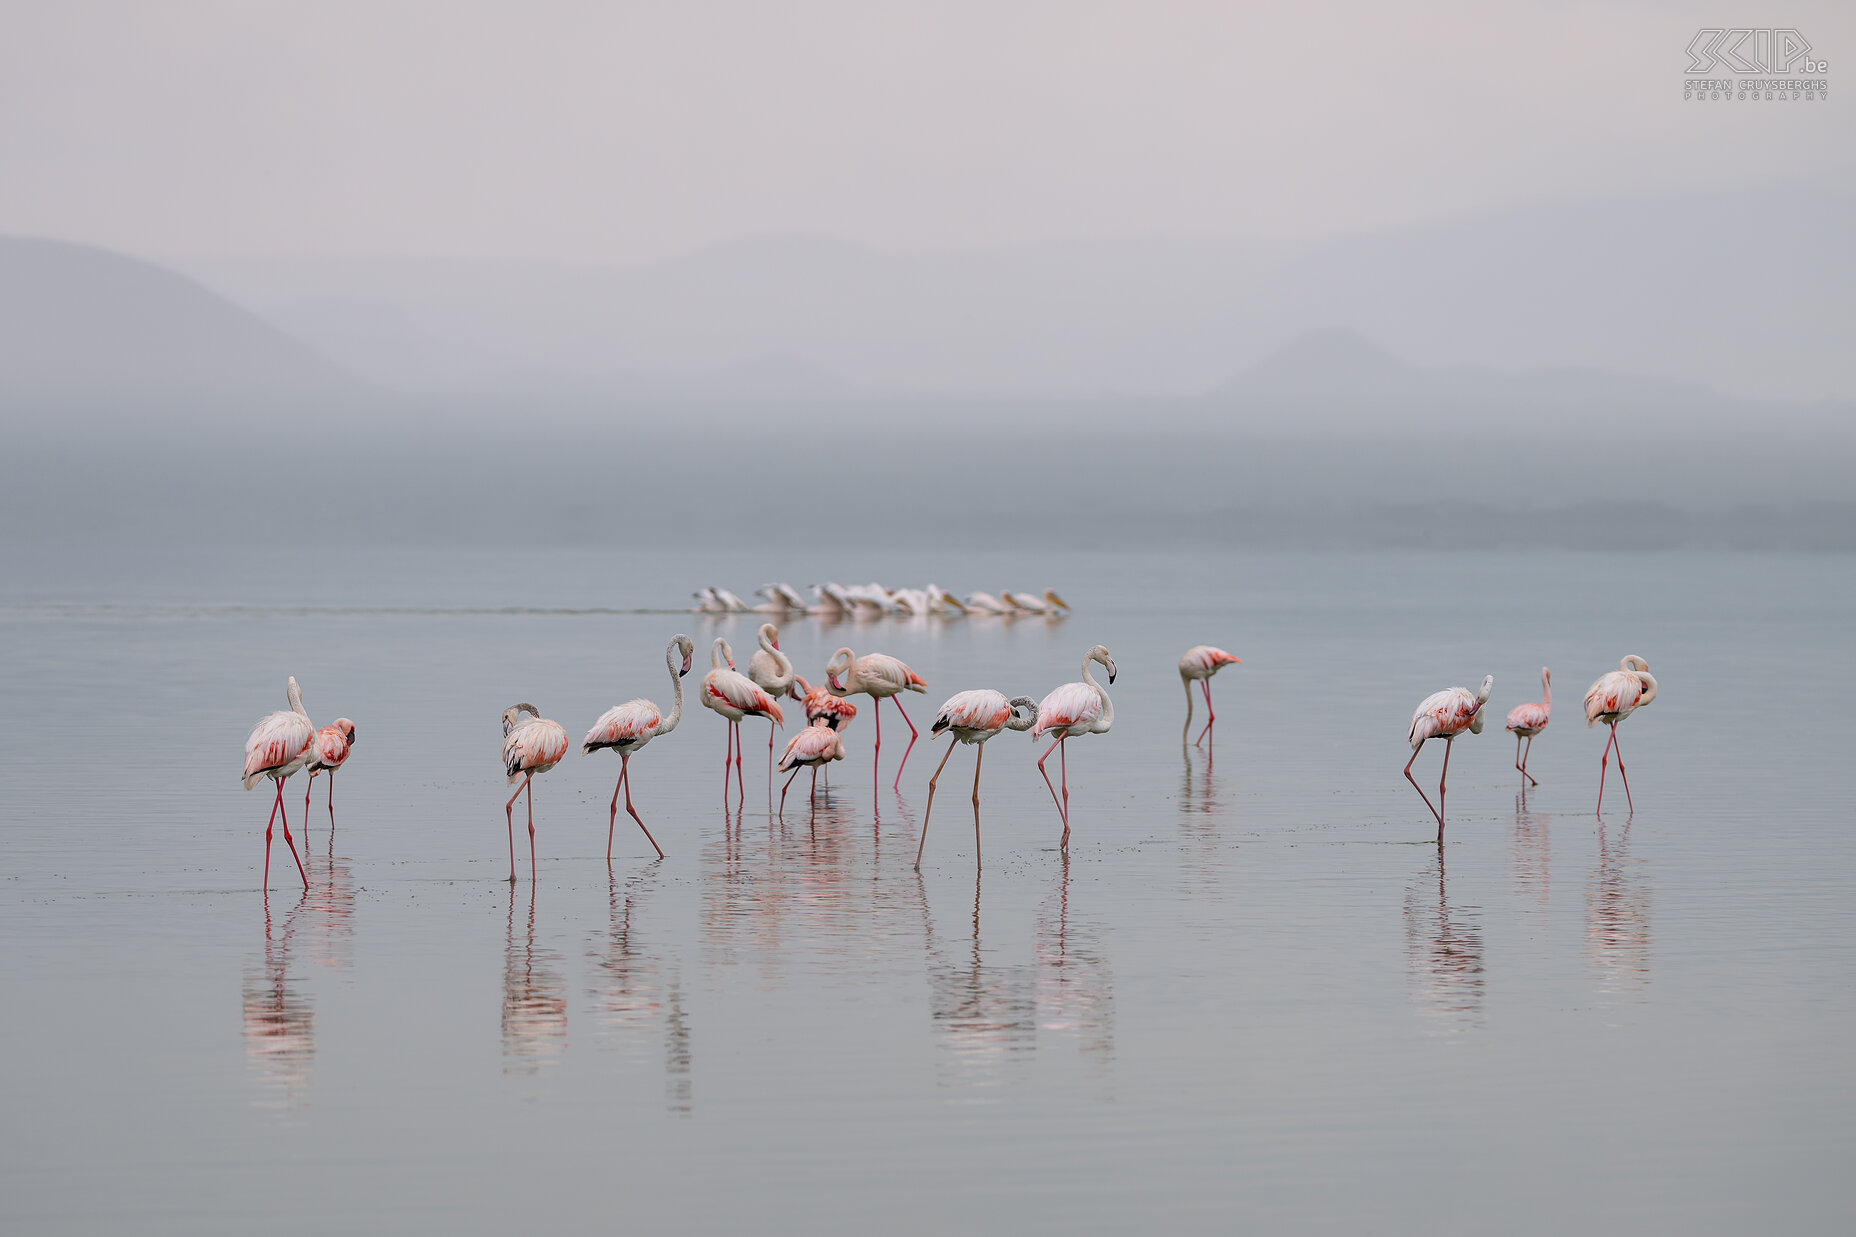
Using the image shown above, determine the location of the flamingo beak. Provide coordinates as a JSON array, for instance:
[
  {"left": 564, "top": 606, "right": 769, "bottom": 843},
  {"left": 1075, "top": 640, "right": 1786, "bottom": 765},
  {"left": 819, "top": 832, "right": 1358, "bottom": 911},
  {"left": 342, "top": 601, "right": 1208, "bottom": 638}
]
[
  {"left": 828, "top": 672, "right": 843, "bottom": 692},
  {"left": 681, "top": 655, "right": 693, "bottom": 676}
]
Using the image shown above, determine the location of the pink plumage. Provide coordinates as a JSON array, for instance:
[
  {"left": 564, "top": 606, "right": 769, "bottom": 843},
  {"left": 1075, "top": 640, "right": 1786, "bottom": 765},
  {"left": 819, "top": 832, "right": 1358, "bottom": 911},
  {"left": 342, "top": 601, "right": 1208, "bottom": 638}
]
[
  {"left": 779, "top": 723, "right": 846, "bottom": 770},
  {"left": 1028, "top": 645, "right": 1117, "bottom": 850},
  {"left": 1178, "top": 645, "right": 1240, "bottom": 677},
  {"left": 503, "top": 716, "right": 569, "bottom": 782},
  {"left": 583, "top": 700, "right": 663, "bottom": 753},
  {"left": 703, "top": 673, "right": 784, "bottom": 724},
  {"left": 792, "top": 675, "right": 857, "bottom": 731},
  {"left": 307, "top": 720, "right": 355, "bottom": 774},
  {"left": 242, "top": 676, "right": 316, "bottom": 891},
  {"left": 1583, "top": 656, "right": 1658, "bottom": 815},
  {"left": 1402, "top": 675, "right": 1492, "bottom": 842},
  {"left": 1031, "top": 681, "right": 1104, "bottom": 739},
  {"left": 934, "top": 689, "right": 1017, "bottom": 737}
]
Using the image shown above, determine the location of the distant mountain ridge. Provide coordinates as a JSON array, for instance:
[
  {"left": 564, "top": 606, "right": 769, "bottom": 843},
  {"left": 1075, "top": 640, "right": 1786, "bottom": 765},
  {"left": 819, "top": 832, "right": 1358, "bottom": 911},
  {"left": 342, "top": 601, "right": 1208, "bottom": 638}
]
[{"left": 0, "top": 235, "right": 370, "bottom": 412}]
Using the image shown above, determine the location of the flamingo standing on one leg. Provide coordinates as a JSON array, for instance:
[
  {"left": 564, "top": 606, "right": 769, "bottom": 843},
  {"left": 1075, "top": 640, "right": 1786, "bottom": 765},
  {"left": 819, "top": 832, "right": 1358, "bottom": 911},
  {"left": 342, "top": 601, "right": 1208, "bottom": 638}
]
[
  {"left": 776, "top": 721, "right": 846, "bottom": 813},
  {"left": 1505, "top": 668, "right": 1551, "bottom": 788},
  {"left": 302, "top": 718, "right": 356, "bottom": 840},
  {"left": 582, "top": 635, "right": 694, "bottom": 861},
  {"left": 1179, "top": 645, "right": 1242, "bottom": 746},
  {"left": 747, "top": 623, "right": 796, "bottom": 787},
  {"left": 1404, "top": 675, "right": 1493, "bottom": 843},
  {"left": 700, "top": 637, "right": 785, "bottom": 808},
  {"left": 915, "top": 690, "right": 1038, "bottom": 869},
  {"left": 1029, "top": 646, "right": 1117, "bottom": 848},
  {"left": 243, "top": 676, "right": 316, "bottom": 891},
  {"left": 501, "top": 704, "right": 569, "bottom": 883},
  {"left": 825, "top": 647, "right": 927, "bottom": 795},
  {"left": 1584, "top": 655, "right": 1657, "bottom": 816}
]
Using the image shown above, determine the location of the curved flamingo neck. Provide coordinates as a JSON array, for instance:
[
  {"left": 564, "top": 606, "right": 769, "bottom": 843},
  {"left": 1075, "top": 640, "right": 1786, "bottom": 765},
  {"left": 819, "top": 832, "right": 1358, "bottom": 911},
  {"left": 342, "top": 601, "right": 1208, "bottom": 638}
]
[
  {"left": 660, "top": 640, "right": 685, "bottom": 735},
  {"left": 1541, "top": 668, "right": 1552, "bottom": 713},
  {"left": 711, "top": 638, "right": 732, "bottom": 671},
  {"left": 287, "top": 678, "right": 307, "bottom": 718},
  {"left": 1080, "top": 655, "right": 1113, "bottom": 730}
]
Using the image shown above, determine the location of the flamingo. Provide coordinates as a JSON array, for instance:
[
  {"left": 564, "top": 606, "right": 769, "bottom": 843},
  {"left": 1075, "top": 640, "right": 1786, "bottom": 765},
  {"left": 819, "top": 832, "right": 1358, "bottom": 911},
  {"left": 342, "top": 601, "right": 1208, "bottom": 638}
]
[
  {"left": 1029, "top": 646, "right": 1117, "bottom": 848},
  {"left": 1404, "top": 675, "right": 1493, "bottom": 843},
  {"left": 1179, "top": 645, "right": 1242, "bottom": 746},
  {"left": 699, "top": 637, "right": 785, "bottom": 806},
  {"left": 915, "top": 690, "right": 1039, "bottom": 869},
  {"left": 501, "top": 704, "right": 569, "bottom": 883},
  {"left": 243, "top": 675, "right": 316, "bottom": 890},
  {"left": 582, "top": 634, "right": 694, "bottom": 861},
  {"left": 1505, "top": 668, "right": 1552, "bottom": 788},
  {"left": 1584, "top": 655, "right": 1657, "bottom": 815},
  {"left": 826, "top": 646, "right": 928, "bottom": 794},
  {"left": 776, "top": 721, "right": 847, "bottom": 812},
  {"left": 790, "top": 674, "right": 858, "bottom": 733},
  {"left": 302, "top": 718, "right": 356, "bottom": 836},
  {"left": 746, "top": 623, "right": 796, "bottom": 781}
]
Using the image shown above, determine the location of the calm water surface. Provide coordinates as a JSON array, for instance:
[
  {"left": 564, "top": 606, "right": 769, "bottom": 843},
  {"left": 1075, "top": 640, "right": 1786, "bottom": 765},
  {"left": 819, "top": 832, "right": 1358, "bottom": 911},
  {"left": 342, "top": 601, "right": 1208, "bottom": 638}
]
[{"left": 2, "top": 547, "right": 1852, "bottom": 1234}]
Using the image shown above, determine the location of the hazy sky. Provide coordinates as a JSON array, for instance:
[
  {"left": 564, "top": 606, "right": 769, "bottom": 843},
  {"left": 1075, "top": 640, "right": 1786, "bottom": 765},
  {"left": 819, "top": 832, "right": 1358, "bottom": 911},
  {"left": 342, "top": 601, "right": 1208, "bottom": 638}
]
[{"left": 1, "top": 1, "right": 1849, "bottom": 263}]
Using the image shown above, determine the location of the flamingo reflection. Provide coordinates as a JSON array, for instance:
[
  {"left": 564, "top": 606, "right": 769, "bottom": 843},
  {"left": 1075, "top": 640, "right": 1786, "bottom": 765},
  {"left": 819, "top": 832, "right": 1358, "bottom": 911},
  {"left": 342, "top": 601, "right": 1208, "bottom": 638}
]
[
  {"left": 242, "top": 895, "right": 315, "bottom": 1108},
  {"left": 1510, "top": 796, "right": 1551, "bottom": 914},
  {"left": 588, "top": 862, "right": 693, "bottom": 1115},
  {"left": 1586, "top": 820, "right": 1652, "bottom": 995},
  {"left": 918, "top": 871, "right": 1037, "bottom": 1087},
  {"left": 1403, "top": 849, "right": 1485, "bottom": 1027},
  {"left": 1035, "top": 855, "right": 1116, "bottom": 1064},
  {"left": 502, "top": 885, "right": 567, "bottom": 1073},
  {"left": 302, "top": 825, "right": 356, "bottom": 972}
]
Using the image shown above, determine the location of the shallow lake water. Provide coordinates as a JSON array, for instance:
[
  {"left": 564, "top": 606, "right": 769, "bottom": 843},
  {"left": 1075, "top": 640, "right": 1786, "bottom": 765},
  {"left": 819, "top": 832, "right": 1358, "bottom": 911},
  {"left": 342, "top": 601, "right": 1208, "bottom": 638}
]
[{"left": 2, "top": 545, "right": 1852, "bottom": 1234}]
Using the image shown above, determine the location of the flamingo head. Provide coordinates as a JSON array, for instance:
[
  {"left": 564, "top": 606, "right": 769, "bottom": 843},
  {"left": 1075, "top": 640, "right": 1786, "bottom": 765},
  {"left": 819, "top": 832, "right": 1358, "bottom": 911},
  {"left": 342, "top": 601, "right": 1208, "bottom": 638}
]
[
  {"left": 333, "top": 718, "right": 356, "bottom": 743},
  {"left": 825, "top": 648, "right": 855, "bottom": 696},
  {"left": 501, "top": 703, "right": 540, "bottom": 736},
  {"left": 1006, "top": 696, "right": 1040, "bottom": 732},
  {"left": 675, "top": 634, "right": 695, "bottom": 677},
  {"left": 1088, "top": 644, "right": 1117, "bottom": 684}
]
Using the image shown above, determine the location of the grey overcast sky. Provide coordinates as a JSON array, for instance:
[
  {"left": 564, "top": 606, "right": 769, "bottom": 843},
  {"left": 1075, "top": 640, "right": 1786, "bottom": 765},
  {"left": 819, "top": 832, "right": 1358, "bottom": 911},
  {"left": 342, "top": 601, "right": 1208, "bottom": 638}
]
[{"left": 0, "top": 0, "right": 1849, "bottom": 263}]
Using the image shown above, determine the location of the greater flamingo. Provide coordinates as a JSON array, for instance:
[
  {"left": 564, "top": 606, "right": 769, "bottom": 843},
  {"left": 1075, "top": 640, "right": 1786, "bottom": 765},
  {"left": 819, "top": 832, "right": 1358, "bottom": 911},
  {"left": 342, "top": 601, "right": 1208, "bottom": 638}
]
[
  {"left": 790, "top": 674, "right": 858, "bottom": 733},
  {"left": 699, "top": 637, "right": 785, "bottom": 807},
  {"left": 1584, "top": 655, "right": 1657, "bottom": 815},
  {"left": 502, "top": 704, "right": 569, "bottom": 883},
  {"left": 1505, "top": 668, "right": 1551, "bottom": 787},
  {"left": 1029, "top": 645, "right": 1117, "bottom": 848},
  {"left": 746, "top": 623, "right": 796, "bottom": 782},
  {"left": 776, "top": 721, "right": 846, "bottom": 812},
  {"left": 302, "top": 718, "right": 356, "bottom": 836},
  {"left": 1404, "top": 675, "right": 1493, "bottom": 843},
  {"left": 582, "top": 634, "right": 694, "bottom": 860},
  {"left": 826, "top": 646, "right": 928, "bottom": 794},
  {"left": 1179, "top": 645, "right": 1242, "bottom": 746},
  {"left": 243, "top": 675, "right": 316, "bottom": 890},
  {"left": 915, "top": 690, "right": 1038, "bottom": 869}
]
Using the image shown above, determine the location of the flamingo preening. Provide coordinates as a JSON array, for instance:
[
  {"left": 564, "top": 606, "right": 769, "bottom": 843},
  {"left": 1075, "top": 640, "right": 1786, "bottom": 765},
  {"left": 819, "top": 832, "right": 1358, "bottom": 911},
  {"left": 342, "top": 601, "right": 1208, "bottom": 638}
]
[
  {"left": 1505, "top": 668, "right": 1551, "bottom": 788},
  {"left": 777, "top": 721, "right": 846, "bottom": 812},
  {"left": 302, "top": 718, "right": 356, "bottom": 837},
  {"left": 501, "top": 704, "right": 569, "bottom": 883},
  {"left": 915, "top": 690, "right": 1038, "bottom": 869},
  {"left": 1179, "top": 645, "right": 1242, "bottom": 746},
  {"left": 1404, "top": 675, "right": 1493, "bottom": 843},
  {"left": 582, "top": 635, "right": 694, "bottom": 861},
  {"left": 790, "top": 674, "right": 857, "bottom": 733},
  {"left": 1030, "top": 646, "right": 1117, "bottom": 848},
  {"left": 699, "top": 637, "right": 785, "bottom": 807},
  {"left": 1584, "top": 655, "right": 1657, "bottom": 815},
  {"left": 746, "top": 623, "right": 796, "bottom": 784},
  {"left": 243, "top": 676, "right": 316, "bottom": 891},
  {"left": 825, "top": 647, "right": 927, "bottom": 795}
]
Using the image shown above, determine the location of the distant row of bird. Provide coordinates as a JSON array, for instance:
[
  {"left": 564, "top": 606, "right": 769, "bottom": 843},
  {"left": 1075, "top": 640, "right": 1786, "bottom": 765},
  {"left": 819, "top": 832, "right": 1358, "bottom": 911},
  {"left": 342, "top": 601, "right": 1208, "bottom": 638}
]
[
  {"left": 694, "top": 582, "right": 1071, "bottom": 617},
  {"left": 240, "top": 631, "right": 1659, "bottom": 893}
]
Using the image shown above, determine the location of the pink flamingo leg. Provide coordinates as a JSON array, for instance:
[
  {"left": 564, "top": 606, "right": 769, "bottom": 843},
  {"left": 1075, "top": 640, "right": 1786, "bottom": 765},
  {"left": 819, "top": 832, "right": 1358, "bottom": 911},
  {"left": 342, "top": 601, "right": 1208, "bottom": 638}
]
[
  {"left": 916, "top": 741, "right": 960, "bottom": 868},
  {"left": 768, "top": 720, "right": 776, "bottom": 790},
  {"left": 505, "top": 773, "right": 531, "bottom": 882},
  {"left": 1195, "top": 680, "right": 1216, "bottom": 747},
  {"left": 262, "top": 780, "right": 281, "bottom": 889},
  {"left": 733, "top": 721, "right": 746, "bottom": 805},
  {"left": 810, "top": 766, "right": 818, "bottom": 807},
  {"left": 327, "top": 772, "right": 335, "bottom": 828},
  {"left": 779, "top": 766, "right": 802, "bottom": 815},
  {"left": 971, "top": 743, "right": 985, "bottom": 869},
  {"left": 1037, "top": 734, "right": 1068, "bottom": 833},
  {"left": 872, "top": 698, "right": 882, "bottom": 800},
  {"left": 1596, "top": 725, "right": 1616, "bottom": 815},
  {"left": 620, "top": 753, "right": 663, "bottom": 859},
  {"left": 1611, "top": 723, "right": 1633, "bottom": 813},
  {"left": 607, "top": 766, "right": 624, "bottom": 859},
  {"left": 891, "top": 697, "right": 919, "bottom": 791},
  {"left": 526, "top": 778, "right": 537, "bottom": 884},
  {"left": 277, "top": 780, "right": 309, "bottom": 889},
  {"left": 1517, "top": 735, "right": 1537, "bottom": 788},
  {"left": 1059, "top": 738, "right": 1071, "bottom": 845},
  {"left": 1404, "top": 741, "right": 1444, "bottom": 833},
  {"left": 1434, "top": 737, "right": 1452, "bottom": 844},
  {"left": 304, "top": 774, "right": 315, "bottom": 843}
]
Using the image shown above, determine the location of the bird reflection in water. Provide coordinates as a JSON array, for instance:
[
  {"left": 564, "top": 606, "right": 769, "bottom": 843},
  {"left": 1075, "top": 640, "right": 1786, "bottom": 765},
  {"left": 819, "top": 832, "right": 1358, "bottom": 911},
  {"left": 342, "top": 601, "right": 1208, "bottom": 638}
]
[
  {"left": 242, "top": 894, "right": 315, "bottom": 1109},
  {"left": 918, "top": 870, "right": 1037, "bottom": 1088},
  {"left": 1586, "top": 820, "right": 1652, "bottom": 996},
  {"left": 587, "top": 862, "right": 692, "bottom": 1115},
  {"left": 1178, "top": 742, "right": 1228, "bottom": 892},
  {"left": 301, "top": 824, "right": 356, "bottom": 973},
  {"left": 502, "top": 884, "right": 567, "bottom": 1074},
  {"left": 1404, "top": 849, "right": 1485, "bottom": 1028},
  {"left": 1510, "top": 795, "right": 1551, "bottom": 914},
  {"left": 1035, "top": 854, "right": 1116, "bottom": 1065}
]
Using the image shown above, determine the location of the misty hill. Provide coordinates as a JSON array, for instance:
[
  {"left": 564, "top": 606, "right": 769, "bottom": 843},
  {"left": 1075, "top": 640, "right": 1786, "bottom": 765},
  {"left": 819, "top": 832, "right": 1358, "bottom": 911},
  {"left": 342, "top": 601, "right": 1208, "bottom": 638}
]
[
  {"left": 0, "top": 236, "right": 369, "bottom": 414},
  {"left": 177, "top": 180, "right": 1854, "bottom": 403}
]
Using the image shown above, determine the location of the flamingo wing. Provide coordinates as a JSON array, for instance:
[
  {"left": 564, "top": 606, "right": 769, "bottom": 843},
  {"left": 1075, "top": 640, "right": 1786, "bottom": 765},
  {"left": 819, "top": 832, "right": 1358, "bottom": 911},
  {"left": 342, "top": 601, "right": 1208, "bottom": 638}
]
[
  {"left": 708, "top": 671, "right": 785, "bottom": 723},
  {"left": 779, "top": 725, "right": 844, "bottom": 769},
  {"left": 308, "top": 723, "right": 352, "bottom": 772},
  {"left": 1409, "top": 687, "right": 1479, "bottom": 745},
  {"left": 1031, "top": 681, "right": 1102, "bottom": 739},
  {"left": 1180, "top": 645, "right": 1240, "bottom": 676},
  {"left": 934, "top": 689, "right": 1011, "bottom": 735},
  {"left": 244, "top": 711, "right": 314, "bottom": 787},
  {"left": 505, "top": 719, "right": 570, "bottom": 780},
  {"left": 1505, "top": 702, "right": 1550, "bottom": 732},
  {"left": 1583, "top": 672, "right": 1640, "bottom": 725},
  {"left": 583, "top": 699, "right": 662, "bottom": 752}
]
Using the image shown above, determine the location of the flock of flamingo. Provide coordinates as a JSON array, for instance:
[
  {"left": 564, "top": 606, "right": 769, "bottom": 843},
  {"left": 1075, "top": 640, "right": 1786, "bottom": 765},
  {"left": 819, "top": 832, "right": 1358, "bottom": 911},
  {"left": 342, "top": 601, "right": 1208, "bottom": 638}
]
[{"left": 242, "top": 617, "right": 1660, "bottom": 891}]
